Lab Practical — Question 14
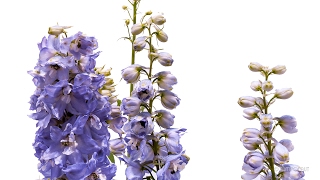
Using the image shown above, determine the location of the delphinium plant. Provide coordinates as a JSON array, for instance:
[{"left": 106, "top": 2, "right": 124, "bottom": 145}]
[
  {"left": 28, "top": 25, "right": 118, "bottom": 180},
  {"left": 107, "top": 0, "right": 190, "bottom": 179},
  {"left": 238, "top": 62, "right": 305, "bottom": 180}
]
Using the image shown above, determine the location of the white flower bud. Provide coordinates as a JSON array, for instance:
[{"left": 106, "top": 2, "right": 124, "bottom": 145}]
[
  {"left": 262, "top": 81, "right": 273, "bottom": 91},
  {"left": 153, "top": 25, "right": 168, "bottom": 42},
  {"left": 131, "top": 23, "right": 146, "bottom": 35},
  {"left": 243, "top": 108, "right": 260, "bottom": 120},
  {"left": 150, "top": 14, "right": 166, "bottom": 25},
  {"left": 248, "top": 62, "right": 263, "bottom": 72},
  {"left": 274, "top": 88, "right": 293, "bottom": 99},
  {"left": 271, "top": 65, "right": 286, "bottom": 75},
  {"left": 250, "top": 80, "right": 262, "bottom": 91},
  {"left": 48, "top": 25, "right": 72, "bottom": 36},
  {"left": 238, "top": 96, "right": 256, "bottom": 108}
]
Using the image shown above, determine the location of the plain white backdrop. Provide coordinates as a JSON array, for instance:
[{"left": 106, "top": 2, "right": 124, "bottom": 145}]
[{"left": 1, "top": 0, "right": 319, "bottom": 179}]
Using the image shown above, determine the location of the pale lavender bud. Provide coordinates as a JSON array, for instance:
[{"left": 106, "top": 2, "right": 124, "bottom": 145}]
[
  {"left": 259, "top": 113, "right": 273, "bottom": 129},
  {"left": 274, "top": 115, "right": 298, "bottom": 134},
  {"left": 109, "top": 138, "right": 126, "bottom": 156},
  {"left": 157, "top": 52, "right": 173, "bottom": 66},
  {"left": 241, "top": 152, "right": 264, "bottom": 180},
  {"left": 133, "top": 36, "right": 147, "bottom": 51},
  {"left": 273, "top": 143, "right": 289, "bottom": 164},
  {"left": 250, "top": 80, "right": 262, "bottom": 91},
  {"left": 262, "top": 81, "right": 273, "bottom": 92},
  {"left": 248, "top": 62, "right": 263, "bottom": 72},
  {"left": 274, "top": 88, "right": 293, "bottom": 99},
  {"left": 131, "top": 24, "right": 146, "bottom": 35},
  {"left": 154, "top": 110, "right": 175, "bottom": 128},
  {"left": 120, "top": 97, "right": 142, "bottom": 116},
  {"left": 150, "top": 14, "right": 166, "bottom": 25},
  {"left": 238, "top": 96, "right": 256, "bottom": 108},
  {"left": 48, "top": 25, "right": 72, "bottom": 36},
  {"left": 158, "top": 90, "right": 180, "bottom": 110},
  {"left": 240, "top": 128, "right": 262, "bottom": 150},
  {"left": 279, "top": 139, "right": 294, "bottom": 152},
  {"left": 281, "top": 164, "right": 305, "bottom": 180},
  {"left": 243, "top": 108, "right": 260, "bottom": 120},
  {"left": 153, "top": 25, "right": 168, "bottom": 42},
  {"left": 153, "top": 71, "right": 177, "bottom": 90},
  {"left": 271, "top": 65, "right": 286, "bottom": 75},
  {"left": 121, "top": 64, "right": 145, "bottom": 83}
]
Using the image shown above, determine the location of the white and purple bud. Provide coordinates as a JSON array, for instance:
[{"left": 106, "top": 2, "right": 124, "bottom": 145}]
[
  {"left": 154, "top": 110, "right": 175, "bottom": 128},
  {"left": 274, "top": 115, "right": 298, "bottom": 134},
  {"left": 271, "top": 65, "right": 286, "bottom": 75},
  {"left": 153, "top": 25, "right": 168, "bottom": 42},
  {"left": 126, "top": 112, "right": 154, "bottom": 138},
  {"left": 248, "top": 62, "right": 263, "bottom": 72},
  {"left": 241, "top": 152, "right": 265, "bottom": 180},
  {"left": 133, "top": 36, "right": 147, "bottom": 51},
  {"left": 109, "top": 138, "right": 126, "bottom": 156},
  {"left": 131, "top": 23, "right": 147, "bottom": 35},
  {"left": 240, "top": 128, "right": 263, "bottom": 150},
  {"left": 280, "top": 164, "right": 305, "bottom": 180},
  {"left": 121, "top": 64, "right": 145, "bottom": 83},
  {"left": 262, "top": 81, "right": 273, "bottom": 92},
  {"left": 157, "top": 52, "right": 174, "bottom": 66},
  {"left": 259, "top": 113, "right": 273, "bottom": 129},
  {"left": 149, "top": 14, "right": 166, "bottom": 25},
  {"left": 238, "top": 96, "right": 256, "bottom": 108},
  {"left": 273, "top": 143, "right": 290, "bottom": 164},
  {"left": 120, "top": 97, "right": 142, "bottom": 117},
  {"left": 250, "top": 80, "right": 262, "bottom": 91},
  {"left": 153, "top": 71, "right": 177, "bottom": 90},
  {"left": 274, "top": 88, "right": 293, "bottom": 99},
  {"left": 48, "top": 25, "right": 72, "bottom": 36},
  {"left": 132, "top": 79, "right": 154, "bottom": 102},
  {"left": 158, "top": 90, "right": 180, "bottom": 110},
  {"left": 279, "top": 139, "right": 294, "bottom": 152},
  {"left": 243, "top": 107, "right": 260, "bottom": 120}
]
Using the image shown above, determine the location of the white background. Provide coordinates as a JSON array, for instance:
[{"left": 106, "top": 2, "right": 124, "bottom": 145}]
[{"left": 0, "top": 0, "right": 319, "bottom": 179}]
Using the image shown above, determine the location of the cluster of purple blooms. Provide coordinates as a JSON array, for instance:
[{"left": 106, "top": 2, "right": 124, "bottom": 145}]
[
  {"left": 28, "top": 26, "right": 117, "bottom": 180},
  {"left": 107, "top": 2, "right": 189, "bottom": 179},
  {"left": 238, "top": 62, "right": 305, "bottom": 180}
]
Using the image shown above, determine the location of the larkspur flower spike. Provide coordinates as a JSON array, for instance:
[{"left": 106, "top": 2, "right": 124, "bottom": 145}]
[{"left": 238, "top": 62, "right": 305, "bottom": 180}]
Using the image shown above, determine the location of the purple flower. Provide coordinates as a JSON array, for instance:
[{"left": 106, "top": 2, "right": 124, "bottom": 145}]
[
  {"left": 275, "top": 115, "right": 298, "bottom": 134},
  {"left": 156, "top": 52, "right": 173, "bottom": 66},
  {"left": 153, "top": 71, "right": 177, "bottom": 90},
  {"left": 120, "top": 97, "right": 142, "bottom": 116},
  {"left": 240, "top": 128, "right": 262, "bottom": 150},
  {"left": 241, "top": 152, "right": 265, "bottom": 180},
  {"left": 132, "top": 79, "right": 154, "bottom": 101},
  {"left": 121, "top": 64, "right": 146, "bottom": 83},
  {"left": 157, "top": 151, "right": 188, "bottom": 180},
  {"left": 133, "top": 36, "right": 147, "bottom": 51},
  {"left": 154, "top": 110, "right": 175, "bottom": 128},
  {"left": 280, "top": 164, "right": 305, "bottom": 180},
  {"left": 273, "top": 143, "right": 290, "bottom": 164},
  {"left": 158, "top": 90, "right": 180, "bottom": 110}
]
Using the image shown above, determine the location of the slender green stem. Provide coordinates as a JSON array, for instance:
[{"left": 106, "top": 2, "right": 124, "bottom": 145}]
[{"left": 129, "top": 0, "right": 138, "bottom": 95}]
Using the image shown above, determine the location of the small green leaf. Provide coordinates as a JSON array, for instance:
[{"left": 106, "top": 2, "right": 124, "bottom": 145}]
[
  {"left": 117, "top": 99, "right": 122, "bottom": 106},
  {"left": 108, "top": 152, "right": 115, "bottom": 163}
]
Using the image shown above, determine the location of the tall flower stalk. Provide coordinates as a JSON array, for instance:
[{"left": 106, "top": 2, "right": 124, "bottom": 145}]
[
  {"left": 238, "top": 62, "right": 305, "bottom": 180},
  {"left": 110, "top": 0, "right": 190, "bottom": 179},
  {"left": 28, "top": 26, "right": 117, "bottom": 180}
]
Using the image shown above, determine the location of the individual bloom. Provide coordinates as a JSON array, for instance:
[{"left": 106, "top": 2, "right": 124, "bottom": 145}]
[
  {"left": 121, "top": 64, "right": 145, "bottom": 83},
  {"left": 240, "top": 128, "right": 263, "bottom": 150},
  {"left": 250, "top": 80, "right": 262, "bottom": 91},
  {"left": 248, "top": 62, "right": 263, "bottom": 72},
  {"left": 154, "top": 110, "right": 175, "bottom": 128},
  {"left": 95, "top": 66, "right": 112, "bottom": 76},
  {"left": 153, "top": 71, "right": 177, "bottom": 90},
  {"left": 158, "top": 90, "right": 180, "bottom": 110},
  {"left": 262, "top": 81, "right": 273, "bottom": 91},
  {"left": 279, "top": 139, "right": 294, "bottom": 152},
  {"left": 157, "top": 151, "right": 188, "bottom": 180},
  {"left": 271, "top": 65, "right": 286, "bottom": 75},
  {"left": 109, "top": 138, "right": 126, "bottom": 156},
  {"left": 106, "top": 116, "right": 127, "bottom": 136},
  {"left": 124, "top": 159, "right": 146, "bottom": 180},
  {"left": 149, "top": 14, "right": 166, "bottom": 25},
  {"left": 132, "top": 79, "right": 154, "bottom": 101},
  {"left": 243, "top": 107, "right": 260, "bottom": 120},
  {"left": 238, "top": 96, "right": 256, "bottom": 108},
  {"left": 274, "top": 88, "right": 293, "bottom": 99},
  {"left": 274, "top": 115, "right": 298, "bottom": 134},
  {"left": 153, "top": 25, "right": 168, "bottom": 42},
  {"left": 259, "top": 113, "right": 273, "bottom": 129},
  {"left": 120, "top": 97, "right": 142, "bottom": 117},
  {"left": 133, "top": 36, "right": 147, "bottom": 51},
  {"left": 124, "top": 112, "right": 154, "bottom": 138},
  {"left": 131, "top": 23, "right": 146, "bottom": 35},
  {"left": 157, "top": 52, "right": 174, "bottom": 66},
  {"left": 158, "top": 128, "right": 186, "bottom": 153},
  {"left": 48, "top": 25, "right": 72, "bottom": 36},
  {"left": 280, "top": 164, "right": 305, "bottom": 180},
  {"left": 273, "top": 143, "right": 289, "bottom": 164},
  {"left": 241, "top": 152, "right": 265, "bottom": 180}
]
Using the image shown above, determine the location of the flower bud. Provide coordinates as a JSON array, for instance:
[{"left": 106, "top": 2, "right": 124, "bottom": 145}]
[
  {"left": 259, "top": 113, "right": 273, "bottom": 129},
  {"left": 274, "top": 88, "right": 293, "bottom": 99},
  {"left": 248, "top": 62, "right": 263, "bottom": 72},
  {"left": 95, "top": 66, "right": 112, "bottom": 76},
  {"left": 250, "top": 80, "right": 262, "bottom": 91},
  {"left": 158, "top": 90, "right": 180, "bottom": 110},
  {"left": 131, "top": 79, "right": 154, "bottom": 101},
  {"left": 274, "top": 115, "right": 298, "bottom": 134},
  {"left": 154, "top": 110, "right": 175, "bottom": 128},
  {"left": 131, "top": 24, "right": 146, "bottom": 35},
  {"left": 120, "top": 97, "right": 142, "bottom": 116},
  {"left": 48, "top": 25, "right": 72, "bottom": 36},
  {"left": 280, "top": 164, "right": 305, "bottom": 180},
  {"left": 157, "top": 52, "right": 173, "bottom": 66},
  {"left": 150, "top": 14, "right": 166, "bottom": 25},
  {"left": 153, "top": 25, "right": 168, "bottom": 42},
  {"left": 121, "top": 64, "right": 145, "bottom": 83},
  {"left": 279, "top": 139, "right": 294, "bottom": 152},
  {"left": 241, "top": 152, "right": 264, "bottom": 180},
  {"left": 122, "top": 5, "right": 128, "bottom": 10},
  {"left": 273, "top": 143, "right": 289, "bottom": 164},
  {"left": 262, "top": 81, "right": 273, "bottom": 91},
  {"left": 240, "top": 128, "right": 262, "bottom": 150},
  {"left": 109, "top": 138, "right": 126, "bottom": 156},
  {"left": 125, "top": 19, "right": 130, "bottom": 26},
  {"left": 145, "top": 10, "right": 152, "bottom": 15},
  {"left": 153, "top": 71, "right": 177, "bottom": 90},
  {"left": 271, "top": 65, "right": 286, "bottom": 75},
  {"left": 238, "top": 96, "right": 256, "bottom": 108},
  {"left": 133, "top": 36, "right": 147, "bottom": 51},
  {"left": 243, "top": 108, "right": 260, "bottom": 120}
]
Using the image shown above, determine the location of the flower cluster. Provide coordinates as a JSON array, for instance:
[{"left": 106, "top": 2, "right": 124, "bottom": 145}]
[
  {"left": 28, "top": 26, "right": 117, "bottom": 180},
  {"left": 238, "top": 62, "right": 305, "bottom": 180},
  {"left": 107, "top": 1, "right": 189, "bottom": 179}
]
